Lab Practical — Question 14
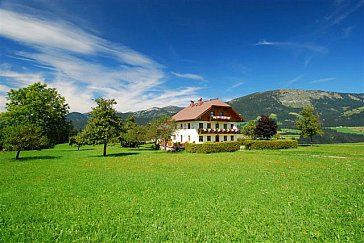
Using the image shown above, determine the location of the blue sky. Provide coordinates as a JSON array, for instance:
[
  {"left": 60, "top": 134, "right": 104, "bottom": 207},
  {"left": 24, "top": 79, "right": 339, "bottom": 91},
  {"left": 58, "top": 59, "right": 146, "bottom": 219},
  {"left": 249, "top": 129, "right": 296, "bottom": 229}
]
[{"left": 0, "top": 0, "right": 363, "bottom": 112}]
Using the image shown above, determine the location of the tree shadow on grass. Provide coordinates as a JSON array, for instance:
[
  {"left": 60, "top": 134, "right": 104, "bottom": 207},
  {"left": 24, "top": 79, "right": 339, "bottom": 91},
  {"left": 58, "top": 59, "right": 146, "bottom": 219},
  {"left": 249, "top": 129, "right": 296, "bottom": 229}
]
[
  {"left": 91, "top": 152, "right": 140, "bottom": 158},
  {"left": 11, "top": 156, "right": 61, "bottom": 161},
  {"left": 59, "top": 148, "right": 95, "bottom": 152}
]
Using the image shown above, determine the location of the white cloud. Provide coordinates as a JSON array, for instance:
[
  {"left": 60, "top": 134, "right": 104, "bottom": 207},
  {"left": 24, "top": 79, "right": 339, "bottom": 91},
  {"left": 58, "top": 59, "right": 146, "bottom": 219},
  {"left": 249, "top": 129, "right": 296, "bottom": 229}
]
[
  {"left": 309, "top": 77, "right": 336, "bottom": 84},
  {"left": 0, "top": 70, "right": 45, "bottom": 86},
  {"left": 256, "top": 40, "right": 327, "bottom": 54},
  {"left": 0, "top": 8, "right": 201, "bottom": 112},
  {"left": 171, "top": 72, "right": 206, "bottom": 81}
]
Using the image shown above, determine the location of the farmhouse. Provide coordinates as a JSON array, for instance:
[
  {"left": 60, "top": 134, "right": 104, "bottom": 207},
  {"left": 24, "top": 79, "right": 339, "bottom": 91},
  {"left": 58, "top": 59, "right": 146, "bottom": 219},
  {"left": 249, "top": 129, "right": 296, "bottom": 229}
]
[{"left": 171, "top": 98, "right": 243, "bottom": 144}]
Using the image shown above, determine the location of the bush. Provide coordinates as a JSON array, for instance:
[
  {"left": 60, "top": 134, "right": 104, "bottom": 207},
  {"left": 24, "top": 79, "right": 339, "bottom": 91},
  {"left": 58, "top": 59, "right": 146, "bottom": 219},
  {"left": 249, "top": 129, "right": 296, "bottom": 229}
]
[
  {"left": 242, "top": 139, "right": 298, "bottom": 150},
  {"left": 185, "top": 142, "right": 241, "bottom": 153}
]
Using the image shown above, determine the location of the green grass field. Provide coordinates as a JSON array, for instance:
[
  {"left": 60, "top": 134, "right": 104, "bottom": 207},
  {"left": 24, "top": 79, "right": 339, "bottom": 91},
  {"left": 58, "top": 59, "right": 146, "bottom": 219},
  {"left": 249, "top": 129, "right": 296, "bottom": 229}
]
[
  {"left": 1, "top": 143, "right": 363, "bottom": 241},
  {"left": 330, "top": 126, "right": 364, "bottom": 135}
]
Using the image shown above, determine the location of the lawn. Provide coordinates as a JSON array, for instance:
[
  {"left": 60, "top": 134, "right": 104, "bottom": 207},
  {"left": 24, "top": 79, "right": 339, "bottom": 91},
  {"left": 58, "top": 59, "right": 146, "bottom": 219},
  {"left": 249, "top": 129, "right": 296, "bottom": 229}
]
[{"left": 0, "top": 143, "right": 363, "bottom": 241}]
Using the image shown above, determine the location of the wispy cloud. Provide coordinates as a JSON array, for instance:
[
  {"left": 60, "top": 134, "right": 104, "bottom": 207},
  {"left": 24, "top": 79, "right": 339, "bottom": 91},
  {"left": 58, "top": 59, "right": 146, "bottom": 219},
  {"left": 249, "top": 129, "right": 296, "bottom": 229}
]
[
  {"left": 309, "top": 77, "right": 336, "bottom": 84},
  {"left": 0, "top": 8, "right": 201, "bottom": 112},
  {"left": 171, "top": 72, "right": 206, "bottom": 81},
  {"left": 226, "top": 81, "right": 245, "bottom": 92},
  {"left": 325, "top": 0, "right": 364, "bottom": 25},
  {"left": 0, "top": 70, "right": 46, "bottom": 86},
  {"left": 256, "top": 40, "right": 328, "bottom": 54},
  {"left": 285, "top": 75, "right": 304, "bottom": 86},
  {"left": 231, "top": 81, "right": 245, "bottom": 88}
]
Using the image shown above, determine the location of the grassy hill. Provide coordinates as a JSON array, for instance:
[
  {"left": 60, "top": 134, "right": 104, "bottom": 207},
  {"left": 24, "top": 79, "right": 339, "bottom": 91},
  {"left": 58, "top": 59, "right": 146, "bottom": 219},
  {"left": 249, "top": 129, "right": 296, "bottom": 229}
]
[{"left": 228, "top": 89, "right": 364, "bottom": 128}]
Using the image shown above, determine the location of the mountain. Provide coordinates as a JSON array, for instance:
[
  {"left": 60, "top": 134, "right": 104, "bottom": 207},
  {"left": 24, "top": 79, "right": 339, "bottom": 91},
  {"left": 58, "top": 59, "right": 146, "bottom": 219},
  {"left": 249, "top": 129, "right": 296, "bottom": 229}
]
[
  {"left": 67, "top": 89, "right": 364, "bottom": 130},
  {"left": 67, "top": 106, "right": 182, "bottom": 130},
  {"left": 228, "top": 89, "right": 364, "bottom": 128},
  {"left": 66, "top": 112, "right": 89, "bottom": 131}
]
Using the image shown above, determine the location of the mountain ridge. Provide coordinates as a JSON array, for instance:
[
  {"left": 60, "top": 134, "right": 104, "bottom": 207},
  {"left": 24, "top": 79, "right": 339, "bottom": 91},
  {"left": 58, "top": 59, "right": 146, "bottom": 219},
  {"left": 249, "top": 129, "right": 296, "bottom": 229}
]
[{"left": 67, "top": 89, "right": 364, "bottom": 130}]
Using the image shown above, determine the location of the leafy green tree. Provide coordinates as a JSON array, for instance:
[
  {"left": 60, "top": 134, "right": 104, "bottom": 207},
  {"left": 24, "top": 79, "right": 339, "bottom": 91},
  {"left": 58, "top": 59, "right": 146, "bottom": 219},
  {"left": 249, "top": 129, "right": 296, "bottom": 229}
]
[
  {"left": 242, "top": 120, "right": 257, "bottom": 139},
  {"left": 2, "top": 124, "right": 48, "bottom": 160},
  {"left": 0, "top": 112, "right": 6, "bottom": 150},
  {"left": 4, "top": 83, "right": 70, "bottom": 146},
  {"left": 146, "top": 116, "right": 176, "bottom": 150},
  {"left": 83, "top": 98, "right": 122, "bottom": 156},
  {"left": 254, "top": 115, "right": 278, "bottom": 139},
  {"left": 296, "top": 106, "right": 323, "bottom": 144},
  {"left": 69, "top": 132, "right": 87, "bottom": 151},
  {"left": 120, "top": 115, "right": 146, "bottom": 148}
]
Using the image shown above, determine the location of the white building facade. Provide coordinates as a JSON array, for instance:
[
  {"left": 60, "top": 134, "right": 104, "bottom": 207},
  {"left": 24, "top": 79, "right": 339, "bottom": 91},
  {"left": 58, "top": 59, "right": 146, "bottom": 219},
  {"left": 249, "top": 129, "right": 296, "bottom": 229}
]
[{"left": 171, "top": 99, "right": 243, "bottom": 144}]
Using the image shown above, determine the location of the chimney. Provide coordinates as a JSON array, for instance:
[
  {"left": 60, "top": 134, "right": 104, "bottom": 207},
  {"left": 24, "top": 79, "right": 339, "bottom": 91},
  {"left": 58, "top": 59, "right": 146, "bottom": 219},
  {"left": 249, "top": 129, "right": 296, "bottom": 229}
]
[
  {"left": 197, "top": 98, "right": 203, "bottom": 106},
  {"left": 190, "top": 100, "right": 195, "bottom": 107}
]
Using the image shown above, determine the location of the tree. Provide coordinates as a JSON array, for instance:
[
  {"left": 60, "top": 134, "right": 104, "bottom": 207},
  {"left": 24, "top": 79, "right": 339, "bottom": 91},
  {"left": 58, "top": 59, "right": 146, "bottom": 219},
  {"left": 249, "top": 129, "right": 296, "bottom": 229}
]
[
  {"left": 120, "top": 115, "right": 146, "bottom": 148},
  {"left": 2, "top": 124, "right": 48, "bottom": 160},
  {"left": 254, "top": 115, "right": 278, "bottom": 139},
  {"left": 296, "top": 106, "right": 323, "bottom": 144},
  {"left": 83, "top": 98, "right": 122, "bottom": 156},
  {"left": 69, "top": 132, "right": 87, "bottom": 151},
  {"left": 242, "top": 120, "right": 257, "bottom": 139},
  {"left": 0, "top": 112, "right": 6, "bottom": 150},
  {"left": 4, "top": 83, "right": 70, "bottom": 146},
  {"left": 146, "top": 116, "right": 176, "bottom": 150}
]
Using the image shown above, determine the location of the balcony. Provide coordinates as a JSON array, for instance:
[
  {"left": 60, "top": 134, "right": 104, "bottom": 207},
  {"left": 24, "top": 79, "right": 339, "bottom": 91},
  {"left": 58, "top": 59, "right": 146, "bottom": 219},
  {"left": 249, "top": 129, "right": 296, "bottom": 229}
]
[{"left": 198, "top": 128, "right": 240, "bottom": 134}]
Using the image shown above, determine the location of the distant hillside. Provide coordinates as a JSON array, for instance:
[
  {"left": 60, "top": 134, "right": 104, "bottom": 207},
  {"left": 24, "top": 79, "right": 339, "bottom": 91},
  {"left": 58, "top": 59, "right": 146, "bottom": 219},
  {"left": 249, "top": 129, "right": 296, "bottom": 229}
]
[
  {"left": 66, "top": 112, "right": 89, "bottom": 131},
  {"left": 67, "top": 106, "right": 182, "bottom": 130},
  {"left": 67, "top": 89, "right": 363, "bottom": 130},
  {"left": 228, "top": 89, "right": 364, "bottom": 128}
]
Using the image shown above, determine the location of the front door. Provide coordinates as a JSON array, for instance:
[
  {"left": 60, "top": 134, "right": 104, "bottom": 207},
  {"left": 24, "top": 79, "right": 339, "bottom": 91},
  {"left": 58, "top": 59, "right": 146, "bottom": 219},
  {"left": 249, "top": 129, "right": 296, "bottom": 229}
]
[{"left": 215, "top": 135, "right": 219, "bottom": 142}]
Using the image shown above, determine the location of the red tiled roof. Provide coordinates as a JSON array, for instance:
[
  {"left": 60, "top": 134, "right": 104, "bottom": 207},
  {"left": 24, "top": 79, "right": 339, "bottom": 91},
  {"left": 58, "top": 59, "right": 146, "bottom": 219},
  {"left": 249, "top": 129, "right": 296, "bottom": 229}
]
[{"left": 172, "top": 99, "right": 232, "bottom": 121}]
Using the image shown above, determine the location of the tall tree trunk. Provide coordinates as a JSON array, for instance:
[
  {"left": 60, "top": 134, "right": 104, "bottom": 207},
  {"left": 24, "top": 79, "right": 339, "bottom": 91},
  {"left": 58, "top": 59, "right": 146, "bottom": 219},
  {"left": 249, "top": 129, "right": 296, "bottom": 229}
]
[
  {"left": 103, "top": 142, "right": 107, "bottom": 156},
  {"left": 77, "top": 145, "right": 80, "bottom": 151},
  {"left": 310, "top": 136, "right": 313, "bottom": 145},
  {"left": 16, "top": 150, "right": 20, "bottom": 160}
]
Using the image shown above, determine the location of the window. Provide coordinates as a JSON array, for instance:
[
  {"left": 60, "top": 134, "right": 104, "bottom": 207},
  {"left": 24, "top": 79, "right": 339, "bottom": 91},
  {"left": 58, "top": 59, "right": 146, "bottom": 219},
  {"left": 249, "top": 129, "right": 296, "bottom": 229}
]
[
  {"left": 199, "top": 136, "right": 203, "bottom": 142},
  {"left": 207, "top": 136, "right": 211, "bottom": 142},
  {"left": 207, "top": 123, "right": 211, "bottom": 129},
  {"left": 224, "top": 136, "right": 227, "bottom": 141},
  {"left": 199, "top": 123, "right": 203, "bottom": 129},
  {"left": 230, "top": 124, "right": 234, "bottom": 129},
  {"left": 211, "top": 111, "right": 215, "bottom": 116},
  {"left": 188, "top": 123, "right": 191, "bottom": 129},
  {"left": 180, "top": 135, "right": 183, "bottom": 142},
  {"left": 220, "top": 112, "right": 223, "bottom": 116},
  {"left": 231, "top": 136, "right": 234, "bottom": 141},
  {"left": 224, "top": 124, "right": 227, "bottom": 129},
  {"left": 180, "top": 124, "right": 183, "bottom": 129},
  {"left": 215, "top": 135, "right": 220, "bottom": 142},
  {"left": 216, "top": 123, "right": 219, "bottom": 129}
]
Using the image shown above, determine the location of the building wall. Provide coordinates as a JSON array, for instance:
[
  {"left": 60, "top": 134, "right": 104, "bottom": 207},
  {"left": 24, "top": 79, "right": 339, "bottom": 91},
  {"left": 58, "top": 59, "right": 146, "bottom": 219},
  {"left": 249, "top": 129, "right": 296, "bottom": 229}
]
[{"left": 172, "top": 121, "right": 240, "bottom": 144}]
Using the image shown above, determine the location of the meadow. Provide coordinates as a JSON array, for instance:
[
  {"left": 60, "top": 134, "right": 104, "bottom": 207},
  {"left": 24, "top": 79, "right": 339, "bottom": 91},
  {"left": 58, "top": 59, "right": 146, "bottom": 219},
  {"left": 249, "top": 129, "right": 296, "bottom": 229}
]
[
  {"left": 0, "top": 143, "right": 363, "bottom": 241},
  {"left": 329, "top": 126, "right": 364, "bottom": 135}
]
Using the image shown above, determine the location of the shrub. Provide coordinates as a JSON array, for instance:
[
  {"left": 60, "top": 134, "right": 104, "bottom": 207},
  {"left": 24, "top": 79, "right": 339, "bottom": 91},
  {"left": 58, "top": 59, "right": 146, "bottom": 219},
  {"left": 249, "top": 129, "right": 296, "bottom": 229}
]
[
  {"left": 185, "top": 142, "right": 241, "bottom": 153},
  {"left": 242, "top": 139, "right": 298, "bottom": 150}
]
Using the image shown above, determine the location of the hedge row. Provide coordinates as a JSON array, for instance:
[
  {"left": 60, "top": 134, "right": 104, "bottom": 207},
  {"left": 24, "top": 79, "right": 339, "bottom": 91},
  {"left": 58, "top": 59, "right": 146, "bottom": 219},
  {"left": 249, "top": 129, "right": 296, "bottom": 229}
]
[
  {"left": 241, "top": 139, "right": 298, "bottom": 150},
  {"left": 185, "top": 142, "right": 241, "bottom": 153}
]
